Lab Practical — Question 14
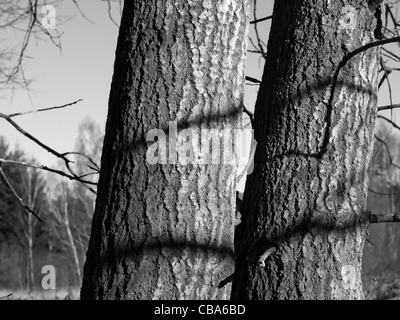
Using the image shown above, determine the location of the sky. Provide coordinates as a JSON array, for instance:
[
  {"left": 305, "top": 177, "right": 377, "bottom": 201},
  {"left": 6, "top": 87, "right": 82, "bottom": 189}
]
[
  {"left": 0, "top": 1, "right": 121, "bottom": 165},
  {"left": 1, "top": 1, "right": 399, "bottom": 192}
]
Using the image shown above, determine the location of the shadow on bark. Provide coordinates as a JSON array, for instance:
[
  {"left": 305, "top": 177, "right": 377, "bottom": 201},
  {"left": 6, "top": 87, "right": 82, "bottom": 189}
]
[{"left": 256, "top": 76, "right": 375, "bottom": 160}]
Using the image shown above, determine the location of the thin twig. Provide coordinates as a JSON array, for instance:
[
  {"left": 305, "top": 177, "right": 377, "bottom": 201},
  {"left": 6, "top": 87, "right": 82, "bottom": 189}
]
[
  {"left": 0, "top": 158, "right": 97, "bottom": 186},
  {"left": 71, "top": 0, "right": 95, "bottom": 24},
  {"left": 380, "top": 57, "right": 393, "bottom": 104},
  {"left": 0, "top": 99, "right": 97, "bottom": 193},
  {"left": 374, "top": 134, "right": 400, "bottom": 171},
  {"left": 7, "top": 99, "right": 83, "bottom": 118},
  {"left": 378, "top": 114, "right": 400, "bottom": 131},
  {"left": 62, "top": 151, "right": 100, "bottom": 172},
  {"left": 321, "top": 36, "right": 400, "bottom": 154},
  {"left": 245, "top": 76, "right": 261, "bottom": 84},
  {"left": 0, "top": 167, "right": 43, "bottom": 222},
  {"left": 378, "top": 103, "right": 400, "bottom": 111},
  {"left": 370, "top": 213, "right": 400, "bottom": 223},
  {"left": 250, "top": 15, "right": 273, "bottom": 24},
  {"left": 0, "top": 112, "right": 71, "bottom": 160},
  {"left": 252, "top": 0, "right": 267, "bottom": 58},
  {"left": 368, "top": 188, "right": 400, "bottom": 196},
  {"left": 106, "top": 0, "right": 119, "bottom": 27},
  {"left": 218, "top": 274, "right": 234, "bottom": 288}
]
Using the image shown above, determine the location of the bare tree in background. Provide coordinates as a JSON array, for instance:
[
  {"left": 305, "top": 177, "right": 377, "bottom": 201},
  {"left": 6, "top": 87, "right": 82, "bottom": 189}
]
[
  {"left": 0, "top": 1, "right": 117, "bottom": 215},
  {"left": 49, "top": 182, "right": 82, "bottom": 285},
  {"left": 19, "top": 166, "right": 46, "bottom": 293},
  {"left": 0, "top": 0, "right": 62, "bottom": 94}
]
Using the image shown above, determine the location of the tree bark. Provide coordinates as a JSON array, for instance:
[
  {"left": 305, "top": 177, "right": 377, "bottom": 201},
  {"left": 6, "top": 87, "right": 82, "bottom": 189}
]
[
  {"left": 81, "top": 0, "right": 250, "bottom": 299},
  {"left": 232, "top": 1, "right": 379, "bottom": 299},
  {"left": 64, "top": 201, "right": 82, "bottom": 285}
]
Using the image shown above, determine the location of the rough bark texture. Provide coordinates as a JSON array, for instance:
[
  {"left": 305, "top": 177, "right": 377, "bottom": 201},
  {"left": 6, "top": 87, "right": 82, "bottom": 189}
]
[
  {"left": 232, "top": 0, "right": 380, "bottom": 299},
  {"left": 81, "top": 0, "right": 250, "bottom": 299}
]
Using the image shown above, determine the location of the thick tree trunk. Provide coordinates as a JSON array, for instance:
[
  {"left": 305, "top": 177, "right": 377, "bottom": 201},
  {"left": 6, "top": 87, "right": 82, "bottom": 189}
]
[
  {"left": 81, "top": 1, "right": 250, "bottom": 299},
  {"left": 232, "top": 1, "right": 379, "bottom": 299}
]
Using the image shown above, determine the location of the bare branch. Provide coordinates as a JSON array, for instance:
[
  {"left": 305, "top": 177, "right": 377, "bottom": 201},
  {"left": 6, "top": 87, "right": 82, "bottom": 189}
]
[
  {"left": 0, "top": 111, "right": 70, "bottom": 160},
  {"left": 71, "top": 0, "right": 95, "bottom": 24},
  {"left": 0, "top": 99, "right": 97, "bottom": 193},
  {"left": 378, "top": 103, "right": 400, "bottom": 111},
  {"left": 251, "top": 0, "right": 267, "bottom": 58},
  {"left": 370, "top": 213, "right": 400, "bottom": 223},
  {"left": 379, "top": 57, "right": 393, "bottom": 106},
  {"left": 245, "top": 76, "right": 261, "bottom": 84},
  {"left": 321, "top": 36, "right": 400, "bottom": 154},
  {"left": 0, "top": 158, "right": 97, "bottom": 186},
  {"left": 250, "top": 15, "right": 272, "bottom": 25},
  {"left": 62, "top": 151, "right": 100, "bottom": 172},
  {"left": 7, "top": 99, "right": 83, "bottom": 118},
  {"left": 381, "top": 47, "right": 400, "bottom": 61},
  {"left": 106, "top": 0, "right": 119, "bottom": 27},
  {"left": 0, "top": 166, "right": 43, "bottom": 222},
  {"left": 218, "top": 274, "right": 234, "bottom": 288},
  {"left": 369, "top": 188, "right": 400, "bottom": 196},
  {"left": 247, "top": 49, "right": 264, "bottom": 55},
  {"left": 374, "top": 134, "right": 400, "bottom": 171},
  {"left": 346, "top": 35, "right": 400, "bottom": 73},
  {"left": 378, "top": 114, "right": 400, "bottom": 131}
]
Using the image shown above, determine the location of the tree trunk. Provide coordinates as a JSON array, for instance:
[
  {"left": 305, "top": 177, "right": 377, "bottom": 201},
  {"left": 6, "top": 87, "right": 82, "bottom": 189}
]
[
  {"left": 27, "top": 213, "right": 34, "bottom": 293},
  {"left": 81, "top": 0, "right": 250, "bottom": 299},
  {"left": 64, "top": 202, "right": 82, "bottom": 285},
  {"left": 232, "top": 1, "right": 379, "bottom": 299}
]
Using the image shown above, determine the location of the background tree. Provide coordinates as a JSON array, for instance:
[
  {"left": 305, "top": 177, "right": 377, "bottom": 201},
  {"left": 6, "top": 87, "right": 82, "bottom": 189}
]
[
  {"left": 363, "top": 120, "right": 400, "bottom": 299},
  {"left": 0, "top": 138, "right": 48, "bottom": 292},
  {"left": 18, "top": 165, "right": 47, "bottom": 293},
  {"left": 49, "top": 182, "right": 83, "bottom": 285},
  {"left": 71, "top": 117, "right": 103, "bottom": 260},
  {"left": 46, "top": 117, "right": 103, "bottom": 287},
  {"left": 0, "top": 1, "right": 117, "bottom": 298}
]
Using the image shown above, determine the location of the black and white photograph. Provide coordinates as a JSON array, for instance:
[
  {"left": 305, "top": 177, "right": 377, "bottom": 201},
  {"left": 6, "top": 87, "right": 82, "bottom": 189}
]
[{"left": 1, "top": 0, "right": 400, "bottom": 306}]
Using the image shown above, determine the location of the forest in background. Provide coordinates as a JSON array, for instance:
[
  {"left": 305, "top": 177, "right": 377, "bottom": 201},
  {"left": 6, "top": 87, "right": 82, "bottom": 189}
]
[
  {"left": 0, "top": 117, "right": 103, "bottom": 299},
  {"left": 363, "top": 119, "right": 400, "bottom": 299}
]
